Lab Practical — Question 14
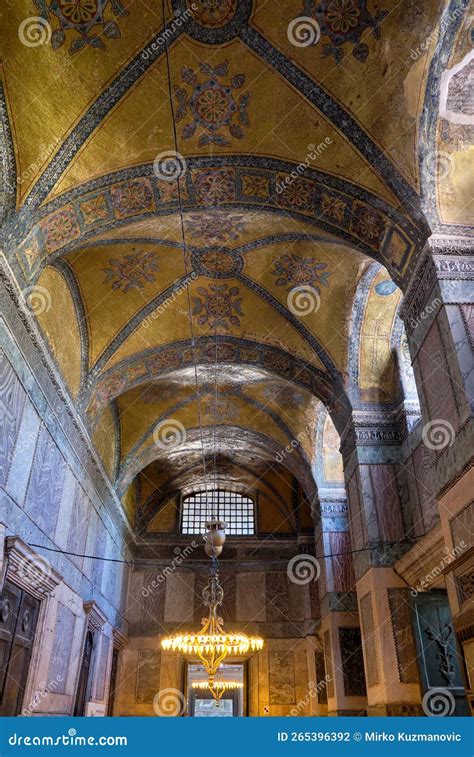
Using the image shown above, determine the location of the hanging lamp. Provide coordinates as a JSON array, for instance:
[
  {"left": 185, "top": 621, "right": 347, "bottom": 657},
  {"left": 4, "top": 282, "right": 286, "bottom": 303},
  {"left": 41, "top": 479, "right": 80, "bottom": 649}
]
[{"left": 161, "top": 518, "right": 264, "bottom": 699}]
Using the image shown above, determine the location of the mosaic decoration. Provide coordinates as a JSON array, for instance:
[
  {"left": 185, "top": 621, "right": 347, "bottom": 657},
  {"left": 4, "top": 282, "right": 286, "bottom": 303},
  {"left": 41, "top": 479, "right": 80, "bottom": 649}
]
[
  {"left": 25, "top": 159, "right": 421, "bottom": 280},
  {"left": 34, "top": 0, "right": 128, "bottom": 54},
  {"left": 375, "top": 278, "right": 398, "bottom": 296},
  {"left": 302, "top": 0, "right": 388, "bottom": 64},
  {"left": 272, "top": 254, "right": 331, "bottom": 293},
  {"left": 190, "top": 0, "right": 238, "bottom": 28},
  {"left": 174, "top": 61, "right": 251, "bottom": 147},
  {"left": 201, "top": 394, "right": 240, "bottom": 422},
  {"left": 185, "top": 212, "right": 246, "bottom": 242},
  {"left": 102, "top": 251, "right": 159, "bottom": 292},
  {"left": 192, "top": 284, "right": 243, "bottom": 330}
]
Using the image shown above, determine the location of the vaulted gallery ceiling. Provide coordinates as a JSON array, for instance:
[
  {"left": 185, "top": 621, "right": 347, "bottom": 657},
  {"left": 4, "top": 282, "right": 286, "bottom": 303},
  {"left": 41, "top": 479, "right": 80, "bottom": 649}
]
[{"left": 1, "top": 0, "right": 469, "bottom": 531}]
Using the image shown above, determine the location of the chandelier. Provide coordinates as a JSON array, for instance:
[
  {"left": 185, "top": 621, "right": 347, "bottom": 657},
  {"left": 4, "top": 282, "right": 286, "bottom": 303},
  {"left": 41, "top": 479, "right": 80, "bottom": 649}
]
[
  {"left": 192, "top": 680, "right": 244, "bottom": 702},
  {"left": 161, "top": 519, "right": 264, "bottom": 699}
]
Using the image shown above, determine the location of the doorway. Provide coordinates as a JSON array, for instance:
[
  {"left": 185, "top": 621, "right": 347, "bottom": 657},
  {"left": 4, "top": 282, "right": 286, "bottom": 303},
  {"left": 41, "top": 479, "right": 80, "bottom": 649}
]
[
  {"left": 0, "top": 580, "right": 40, "bottom": 716},
  {"left": 73, "top": 629, "right": 95, "bottom": 716},
  {"left": 186, "top": 663, "right": 245, "bottom": 717}
]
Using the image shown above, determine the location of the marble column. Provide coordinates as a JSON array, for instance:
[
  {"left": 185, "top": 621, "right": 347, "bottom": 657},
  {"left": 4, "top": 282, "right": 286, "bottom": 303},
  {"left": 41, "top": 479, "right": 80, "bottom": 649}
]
[
  {"left": 400, "top": 236, "right": 473, "bottom": 495},
  {"left": 340, "top": 415, "right": 423, "bottom": 714},
  {"left": 400, "top": 236, "right": 473, "bottom": 684},
  {"left": 313, "top": 493, "right": 367, "bottom": 716}
]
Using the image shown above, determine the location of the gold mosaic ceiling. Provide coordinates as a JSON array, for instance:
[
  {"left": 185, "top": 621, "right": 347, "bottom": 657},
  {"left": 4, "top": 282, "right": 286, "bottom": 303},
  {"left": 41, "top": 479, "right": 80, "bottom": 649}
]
[{"left": 1, "top": 0, "right": 466, "bottom": 526}]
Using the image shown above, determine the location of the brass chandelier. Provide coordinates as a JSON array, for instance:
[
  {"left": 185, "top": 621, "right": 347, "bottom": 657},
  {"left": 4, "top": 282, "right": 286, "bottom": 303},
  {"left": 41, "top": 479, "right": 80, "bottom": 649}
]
[{"left": 161, "top": 519, "right": 264, "bottom": 700}]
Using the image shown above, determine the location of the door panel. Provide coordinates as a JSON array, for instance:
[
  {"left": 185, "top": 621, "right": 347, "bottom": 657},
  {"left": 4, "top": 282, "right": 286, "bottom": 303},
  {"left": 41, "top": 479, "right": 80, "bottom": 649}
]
[{"left": 0, "top": 580, "right": 40, "bottom": 715}]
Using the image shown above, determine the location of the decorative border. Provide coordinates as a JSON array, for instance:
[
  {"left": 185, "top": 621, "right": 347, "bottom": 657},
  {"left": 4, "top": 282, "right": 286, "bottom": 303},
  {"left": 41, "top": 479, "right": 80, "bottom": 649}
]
[{"left": 12, "top": 158, "right": 424, "bottom": 284}]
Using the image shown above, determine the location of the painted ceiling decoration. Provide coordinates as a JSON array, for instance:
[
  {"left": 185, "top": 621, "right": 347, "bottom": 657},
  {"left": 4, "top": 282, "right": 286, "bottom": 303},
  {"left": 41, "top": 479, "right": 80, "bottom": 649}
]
[{"left": 0, "top": 0, "right": 468, "bottom": 528}]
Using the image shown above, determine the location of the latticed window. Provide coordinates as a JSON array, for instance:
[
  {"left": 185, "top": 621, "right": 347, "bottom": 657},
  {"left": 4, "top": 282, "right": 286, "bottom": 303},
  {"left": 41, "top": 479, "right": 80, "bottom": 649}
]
[{"left": 181, "top": 491, "right": 255, "bottom": 536}]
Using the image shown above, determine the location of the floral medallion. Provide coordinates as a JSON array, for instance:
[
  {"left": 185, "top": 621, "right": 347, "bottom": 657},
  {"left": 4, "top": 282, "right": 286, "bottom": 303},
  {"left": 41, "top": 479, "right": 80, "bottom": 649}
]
[
  {"left": 193, "top": 169, "right": 236, "bottom": 204},
  {"left": 201, "top": 394, "right": 240, "bottom": 422},
  {"left": 192, "top": 284, "right": 243, "bottom": 330},
  {"left": 103, "top": 251, "right": 159, "bottom": 292},
  {"left": 34, "top": 0, "right": 128, "bottom": 53},
  {"left": 110, "top": 179, "right": 155, "bottom": 219},
  {"left": 301, "top": 0, "right": 387, "bottom": 63},
  {"left": 185, "top": 213, "right": 246, "bottom": 242},
  {"left": 40, "top": 205, "right": 80, "bottom": 251},
  {"left": 192, "top": 248, "right": 243, "bottom": 279},
  {"left": 175, "top": 61, "right": 250, "bottom": 147},
  {"left": 350, "top": 202, "right": 385, "bottom": 247},
  {"left": 272, "top": 254, "right": 332, "bottom": 293},
  {"left": 190, "top": 0, "right": 238, "bottom": 28}
]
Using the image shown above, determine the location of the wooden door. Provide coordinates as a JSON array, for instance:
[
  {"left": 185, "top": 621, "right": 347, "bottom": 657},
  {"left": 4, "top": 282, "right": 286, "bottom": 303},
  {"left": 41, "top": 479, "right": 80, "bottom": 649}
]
[{"left": 0, "top": 580, "right": 40, "bottom": 715}]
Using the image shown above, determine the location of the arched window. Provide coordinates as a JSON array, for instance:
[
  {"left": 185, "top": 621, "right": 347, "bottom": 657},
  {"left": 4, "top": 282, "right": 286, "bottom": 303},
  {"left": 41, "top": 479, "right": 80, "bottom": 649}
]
[{"left": 181, "top": 491, "right": 255, "bottom": 536}]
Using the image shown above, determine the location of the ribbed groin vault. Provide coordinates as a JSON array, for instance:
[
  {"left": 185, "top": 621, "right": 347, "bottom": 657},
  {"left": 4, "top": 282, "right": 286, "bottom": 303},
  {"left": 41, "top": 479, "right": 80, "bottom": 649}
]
[{"left": 0, "top": 0, "right": 472, "bottom": 718}]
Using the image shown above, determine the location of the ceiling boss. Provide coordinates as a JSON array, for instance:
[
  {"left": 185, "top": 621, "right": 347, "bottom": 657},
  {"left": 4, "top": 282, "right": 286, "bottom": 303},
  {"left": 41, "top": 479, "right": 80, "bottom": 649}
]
[{"left": 161, "top": 519, "right": 264, "bottom": 700}]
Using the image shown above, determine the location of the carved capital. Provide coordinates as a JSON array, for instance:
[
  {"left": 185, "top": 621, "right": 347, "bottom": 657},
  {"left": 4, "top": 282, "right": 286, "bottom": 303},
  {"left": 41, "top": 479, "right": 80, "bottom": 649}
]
[
  {"left": 84, "top": 601, "right": 107, "bottom": 632},
  {"left": 5, "top": 537, "right": 61, "bottom": 599}
]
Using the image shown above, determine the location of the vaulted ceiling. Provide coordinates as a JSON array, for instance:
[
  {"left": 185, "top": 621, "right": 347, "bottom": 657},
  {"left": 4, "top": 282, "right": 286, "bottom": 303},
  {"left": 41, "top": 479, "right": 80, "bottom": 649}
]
[{"left": 1, "top": 0, "right": 469, "bottom": 529}]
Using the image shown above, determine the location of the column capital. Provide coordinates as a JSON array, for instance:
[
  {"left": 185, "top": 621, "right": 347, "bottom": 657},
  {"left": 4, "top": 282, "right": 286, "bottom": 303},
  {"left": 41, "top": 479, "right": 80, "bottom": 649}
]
[
  {"left": 401, "top": 236, "right": 474, "bottom": 336},
  {"left": 339, "top": 411, "right": 402, "bottom": 467}
]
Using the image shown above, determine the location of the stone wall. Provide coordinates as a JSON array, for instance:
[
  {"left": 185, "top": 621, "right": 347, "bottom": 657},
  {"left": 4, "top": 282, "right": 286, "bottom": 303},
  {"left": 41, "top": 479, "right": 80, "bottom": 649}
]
[
  {"left": 113, "top": 563, "right": 321, "bottom": 716},
  {"left": 0, "top": 340, "right": 130, "bottom": 716}
]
